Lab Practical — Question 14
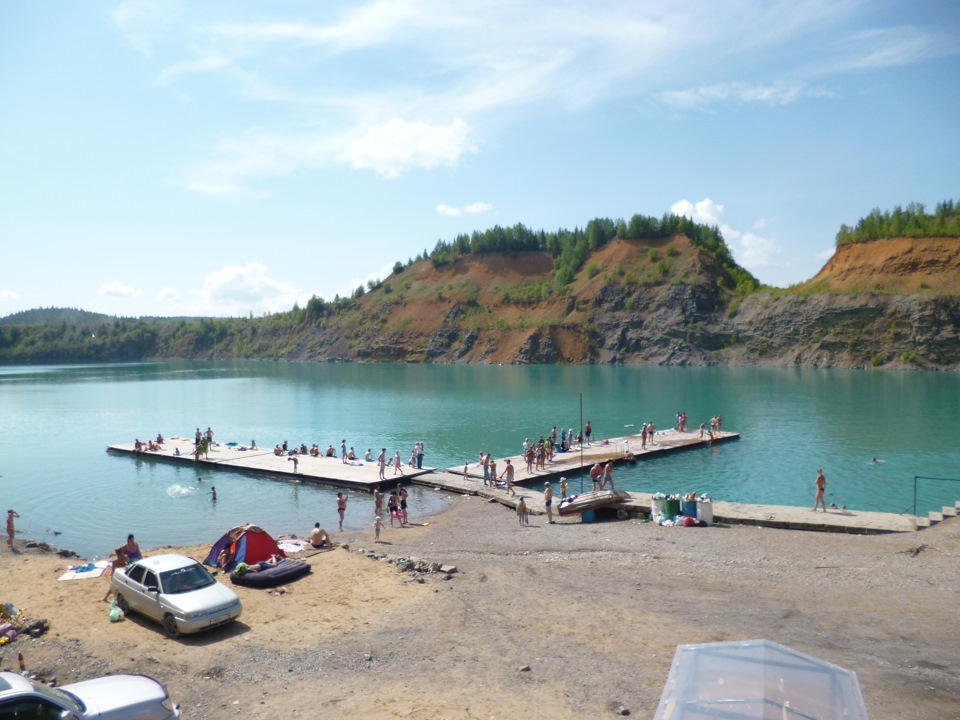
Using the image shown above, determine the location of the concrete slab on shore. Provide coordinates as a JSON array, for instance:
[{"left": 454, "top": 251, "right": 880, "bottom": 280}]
[
  {"left": 107, "top": 437, "right": 434, "bottom": 490},
  {"left": 445, "top": 428, "right": 739, "bottom": 484},
  {"left": 422, "top": 471, "right": 924, "bottom": 534}
]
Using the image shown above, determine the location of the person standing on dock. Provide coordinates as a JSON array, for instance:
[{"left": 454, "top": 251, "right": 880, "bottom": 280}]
[
  {"left": 378, "top": 448, "right": 386, "bottom": 480},
  {"left": 393, "top": 450, "right": 402, "bottom": 475},
  {"left": 544, "top": 482, "right": 555, "bottom": 524},
  {"left": 481, "top": 453, "right": 490, "bottom": 486},
  {"left": 340, "top": 440, "right": 347, "bottom": 463},
  {"left": 416, "top": 442, "right": 424, "bottom": 469},
  {"left": 584, "top": 421, "right": 592, "bottom": 445},
  {"left": 500, "top": 459, "right": 516, "bottom": 497},
  {"left": 337, "top": 492, "right": 348, "bottom": 531},
  {"left": 813, "top": 469, "right": 827, "bottom": 512}
]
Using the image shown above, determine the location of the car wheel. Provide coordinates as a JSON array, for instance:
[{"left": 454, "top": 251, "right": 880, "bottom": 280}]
[
  {"left": 115, "top": 593, "right": 129, "bottom": 614},
  {"left": 162, "top": 614, "right": 181, "bottom": 638}
]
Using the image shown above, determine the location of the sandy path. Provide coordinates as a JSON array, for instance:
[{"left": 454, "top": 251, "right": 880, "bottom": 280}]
[{"left": 1, "top": 495, "right": 958, "bottom": 719}]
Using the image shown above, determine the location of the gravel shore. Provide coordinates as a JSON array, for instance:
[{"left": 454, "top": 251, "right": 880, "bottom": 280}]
[{"left": 2, "top": 493, "right": 958, "bottom": 719}]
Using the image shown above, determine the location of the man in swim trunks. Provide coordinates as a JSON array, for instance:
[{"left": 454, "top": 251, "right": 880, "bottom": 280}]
[
  {"left": 309, "top": 523, "right": 331, "bottom": 548},
  {"left": 378, "top": 448, "right": 386, "bottom": 480},
  {"left": 589, "top": 463, "right": 603, "bottom": 491},
  {"left": 373, "top": 485, "right": 383, "bottom": 516},
  {"left": 500, "top": 459, "right": 516, "bottom": 496},
  {"left": 544, "top": 481, "right": 555, "bottom": 524}
]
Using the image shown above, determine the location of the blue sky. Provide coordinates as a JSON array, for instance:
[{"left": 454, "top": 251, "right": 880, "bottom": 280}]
[{"left": 1, "top": 0, "right": 958, "bottom": 318}]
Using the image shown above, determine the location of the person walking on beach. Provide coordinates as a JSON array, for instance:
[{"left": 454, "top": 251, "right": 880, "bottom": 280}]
[
  {"left": 373, "top": 516, "right": 383, "bottom": 543},
  {"left": 813, "top": 468, "right": 827, "bottom": 512},
  {"left": 6, "top": 509, "right": 19, "bottom": 549},
  {"left": 378, "top": 448, "right": 386, "bottom": 480},
  {"left": 387, "top": 491, "right": 399, "bottom": 526},
  {"left": 544, "top": 482, "right": 555, "bottom": 524},
  {"left": 516, "top": 497, "right": 527, "bottom": 526},
  {"left": 337, "top": 492, "right": 348, "bottom": 531}
]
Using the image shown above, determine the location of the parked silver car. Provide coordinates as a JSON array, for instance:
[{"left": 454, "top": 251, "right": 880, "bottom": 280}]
[
  {"left": 0, "top": 670, "right": 179, "bottom": 719},
  {"left": 111, "top": 553, "right": 242, "bottom": 638}
]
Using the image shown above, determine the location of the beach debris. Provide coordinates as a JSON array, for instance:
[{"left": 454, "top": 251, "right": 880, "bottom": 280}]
[
  {"left": 518, "top": 665, "right": 531, "bottom": 672},
  {"left": 904, "top": 543, "right": 929, "bottom": 558}
]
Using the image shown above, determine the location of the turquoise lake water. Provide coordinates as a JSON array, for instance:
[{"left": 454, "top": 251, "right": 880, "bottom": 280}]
[{"left": 1, "top": 361, "right": 958, "bottom": 558}]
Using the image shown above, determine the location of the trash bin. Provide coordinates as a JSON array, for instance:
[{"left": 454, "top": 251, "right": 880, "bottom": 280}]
[
  {"left": 663, "top": 499, "right": 681, "bottom": 518},
  {"left": 697, "top": 501, "right": 714, "bottom": 525},
  {"left": 682, "top": 500, "right": 698, "bottom": 518},
  {"left": 651, "top": 497, "right": 665, "bottom": 518}
]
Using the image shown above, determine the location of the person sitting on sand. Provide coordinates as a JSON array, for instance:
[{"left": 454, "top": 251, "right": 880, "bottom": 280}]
[
  {"left": 124, "top": 534, "right": 142, "bottom": 561},
  {"left": 156, "top": 434, "right": 164, "bottom": 444},
  {"left": 103, "top": 547, "right": 128, "bottom": 602},
  {"left": 309, "top": 523, "right": 331, "bottom": 548}
]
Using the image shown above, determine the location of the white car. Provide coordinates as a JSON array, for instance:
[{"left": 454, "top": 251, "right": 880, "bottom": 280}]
[
  {"left": 0, "top": 670, "right": 180, "bottom": 719},
  {"left": 111, "top": 554, "right": 242, "bottom": 638}
]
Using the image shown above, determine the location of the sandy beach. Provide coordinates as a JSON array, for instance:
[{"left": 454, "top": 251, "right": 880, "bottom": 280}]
[{"left": 2, "top": 495, "right": 958, "bottom": 719}]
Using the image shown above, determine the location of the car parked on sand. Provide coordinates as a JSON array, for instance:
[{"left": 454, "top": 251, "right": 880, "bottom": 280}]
[
  {"left": 110, "top": 553, "right": 242, "bottom": 638},
  {"left": 0, "top": 670, "right": 180, "bottom": 719}
]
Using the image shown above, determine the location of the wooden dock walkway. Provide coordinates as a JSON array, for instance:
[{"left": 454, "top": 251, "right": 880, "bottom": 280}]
[
  {"left": 444, "top": 428, "right": 740, "bottom": 485},
  {"left": 107, "top": 437, "right": 435, "bottom": 491},
  {"left": 109, "top": 432, "right": 953, "bottom": 534}
]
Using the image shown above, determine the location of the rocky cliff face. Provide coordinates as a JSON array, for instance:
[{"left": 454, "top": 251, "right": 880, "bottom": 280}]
[{"left": 278, "top": 237, "right": 960, "bottom": 370}]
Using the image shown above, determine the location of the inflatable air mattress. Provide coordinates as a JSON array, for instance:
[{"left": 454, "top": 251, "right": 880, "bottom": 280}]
[{"left": 230, "top": 558, "right": 311, "bottom": 588}]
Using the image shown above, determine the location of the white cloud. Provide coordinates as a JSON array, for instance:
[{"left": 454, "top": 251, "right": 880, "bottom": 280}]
[
  {"left": 156, "top": 287, "right": 180, "bottom": 302},
  {"left": 339, "top": 262, "right": 396, "bottom": 301},
  {"left": 436, "top": 201, "right": 493, "bottom": 217},
  {"left": 346, "top": 118, "right": 474, "bottom": 179},
  {"left": 156, "top": 55, "right": 233, "bottom": 85},
  {"left": 98, "top": 280, "right": 138, "bottom": 298},
  {"left": 815, "top": 247, "right": 836, "bottom": 261},
  {"left": 464, "top": 202, "right": 493, "bottom": 215},
  {"left": 0, "top": 290, "right": 21, "bottom": 301},
  {"left": 436, "top": 204, "right": 462, "bottom": 217},
  {"left": 658, "top": 81, "right": 834, "bottom": 111},
  {"left": 197, "top": 262, "right": 300, "bottom": 314},
  {"left": 671, "top": 197, "right": 781, "bottom": 272}
]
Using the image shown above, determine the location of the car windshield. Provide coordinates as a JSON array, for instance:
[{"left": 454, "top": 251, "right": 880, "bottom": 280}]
[
  {"left": 28, "top": 679, "right": 85, "bottom": 714},
  {"left": 160, "top": 563, "right": 216, "bottom": 594}
]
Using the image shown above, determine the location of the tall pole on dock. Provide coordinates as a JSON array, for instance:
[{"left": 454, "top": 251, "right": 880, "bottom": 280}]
[{"left": 579, "top": 392, "right": 584, "bottom": 494}]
